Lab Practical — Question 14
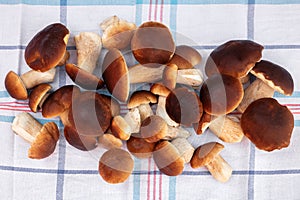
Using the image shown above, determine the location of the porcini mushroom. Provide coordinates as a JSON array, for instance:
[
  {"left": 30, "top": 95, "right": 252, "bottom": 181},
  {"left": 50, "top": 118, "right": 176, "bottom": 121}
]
[
  {"left": 11, "top": 112, "right": 59, "bottom": 159},
  {"left": 153, "top": 141, "right": 185, "bottom": 176},
  {"left": 131, "top": 21, "right": 175, "bottom": 67},
  {"left": 126, "top": 136, "right": 156, "bottom": 159},
  {"left": 191, "top": 142, "right": 232, "bottom": 182},
  {"left": 25, "top": 23, "right": 69, "bottom": 72},
  {"left": 166, "top": 87, "right": 203, "bottom": 126},
  {"left": 29, "top": 83, "right": 52, "bottom": 112},
  {"left": 98, "top": 133, "right": 123, "bottom": 150},
  {"left": 5, "top": 69, "right": 56, "bottom": 100},
  {"left": 100, "top": 15, "right": 137, "bottom": 50},
  {"left": 200, "top": 74, "right": 243, "bottom": 116},
  {"left": 237, "top": 60, "right": 294, "bottom": 113},
  {"left": 193, "top": 112, "right": 216, "bottom": 135},
  {"left": 241, "top": 98, "right": 294, "bottom": 151},
  {"left": 171, "top": 138, "right": 195, "bottom": 163},
  {"left": 98, "top": 148, "right": 134, "bottom": 184},
  {"left": 205, "top": 40, "right": 263, "bottom": 78},
  {"left": 168, "top": 45, "right": 202, "bottom": 69},
  {"left": 65, "top": 32, "right": 104, "bottom": 90},
  {"left": 162, "top": 63, "right": 178, "bottom": 90}
]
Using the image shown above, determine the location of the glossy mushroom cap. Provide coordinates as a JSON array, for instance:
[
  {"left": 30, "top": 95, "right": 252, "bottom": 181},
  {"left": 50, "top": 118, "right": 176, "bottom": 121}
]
[
  {"left": 127, "top": 90, "right": 157, "bottom": 109},
  {"left": 150, "top": 83, "right": 171, "bottom": 97},
  {"left": 5, "top": 71, "right": 28, "bottom": 100},
  {"left": 29, "top": 83, "right": 52, "bottom": 112},
  {"left": 28, "top": 122, "right": 59, "bottom": 159},
  {"left": 102, "top": 48, "right": 130, "bottom": 102},
  {"left": 68, "top": 91, "right": 112, "bottom": 136},
  {"left": 169, "top": 45, "right": 202, "bottom": 69},
  {"left": 190, "top": 142, "right": 224, "bottom": 168},
  {"left": 25, "top": 23, "right": 69, "bottom": 72},
  {"left": 64, "top": 125, "right": 98, "bottom": 151},
  {"left": 241, "top": 98, "right": 294, "bottom": 151},
  {"left": 131, "top": 21, "right": 175, "bottom": 67},
  {"left": 251, "top": 60, "right": 294, "bottom": 96},
  {"left": 205, "top": 40, "right": 263, "bottom": 78},
  {"left": 153, "top": 141, "right": 185, "bottom": 176},
  {"left": 65, "top": 63, "right": 104, "bottom": 90},
  {"left": 200, "top": 74, "right": 243, "bottom": 116},
  {"left": 99, "top": 148, "right": 134, "bottom": 184},
  {"left": 140, "top": 115, "right": 168, "bottom": 143},
  {"left": 166, "top": 87, "right": 203, "bottom": 126},
  {"left": 126, "top": 136, "right": 156, "bottom": 159},
  {"left": 42, "top": 85, "right": 81, "bottom": 118}
]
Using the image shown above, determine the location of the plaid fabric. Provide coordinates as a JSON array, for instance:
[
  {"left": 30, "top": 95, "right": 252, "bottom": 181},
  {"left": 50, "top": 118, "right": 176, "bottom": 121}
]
[{"left": 0, "top": 0, "right": 300, "bottom": 199}]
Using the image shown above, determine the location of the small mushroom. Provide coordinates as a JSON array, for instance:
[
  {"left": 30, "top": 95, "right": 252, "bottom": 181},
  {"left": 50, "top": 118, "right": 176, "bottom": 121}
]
[
  {"left": 153, "top": 141, "right": 185, "bottom": 176},
  {"left": 200, "top": 74, "right": 244, "bottom": 116},
  {"left": 98, "top": 148, "right": 134, "bottom": 184},
  {"left": 131, "top": 21, "right": 175, "bottom": 67},
  {"left": 126, "top": 136, "right": 156, "bottom": 159},
  {"left": 208, "top": 115, "right": 244, "bottom": 143},
  {"left": 241, "top": 98, "right": 294, "bottom": 151},
  {"left": 237, "top": 60, "right": 294, "bottom": 113},
  {"left": 140, "top": 115, "right": 191, "bottom": 143},
  {"left": 66, "top": 32, "right": 104, "bottom": 90},
  {"left": 205, "top": 40, "right": 263, "bottom": 78},
  {"left": 166, "top": 87, "right": 203, "bottom": 126},
  {"left": 98, "top": 133, "right": 123, "bottom": 150},
  {"left": 11, "top": 112, "right": 59, "bottom": 159},
  {"left": 29, "top": 83, "right": 52, "bottom": 112},
  {"left": 191, "top": 142, "right": 232, "bottom": 183},
  {"left": 25, "top": 23, "right": 69, "bottom": 72},
  {"left": 5, "top": 69, "right": 56, "bottom": 100},
  {"left": 100, "top": 15, "right": 137, "bottom": 50},
  {"left": 168, "top": 45, "right": 202, "bottom": 69}
]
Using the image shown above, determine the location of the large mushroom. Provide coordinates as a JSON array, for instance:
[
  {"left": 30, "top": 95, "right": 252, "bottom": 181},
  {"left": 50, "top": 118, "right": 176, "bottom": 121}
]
[
  {"left": 11, "top": 112, "right": 59, "bottom": 159},
  {"left": 25, "top": 23, "right": 70, "bottom": 72},
  {"left": 241, "top": 98, "right": 294, "bottom": 151},
  {"left": 237, "top": 60, "right": 294, "bottom": 113}
]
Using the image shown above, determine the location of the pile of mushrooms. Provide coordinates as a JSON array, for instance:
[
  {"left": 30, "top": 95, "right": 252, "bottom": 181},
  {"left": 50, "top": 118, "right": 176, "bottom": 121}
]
[{"left": 4, "top": 16, "right": 295, "bottom": 184}]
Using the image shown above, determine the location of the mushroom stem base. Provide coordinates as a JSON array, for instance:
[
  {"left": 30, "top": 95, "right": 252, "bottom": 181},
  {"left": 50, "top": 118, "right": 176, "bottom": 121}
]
[{"left": 206, "top": 155, "right": 232, "bottom": 183}]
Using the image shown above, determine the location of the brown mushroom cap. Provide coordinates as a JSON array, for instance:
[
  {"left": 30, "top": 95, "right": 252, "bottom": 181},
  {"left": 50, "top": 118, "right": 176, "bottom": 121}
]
[
  {"left": 42, "top": 85, "right": 81, "bottom": 118},
  {"left": 111, "top": 115, "right": 132, "bottom": 140},
  {"left": 25, "top": 23, "right": 69, "bottom": 72},
  {"left": 65, "top": 63, "right": 104, "bottom": 90},
  {"left": 127, "top": 90, "right": 157, "bottom": 109},
  {"left": 102, "top": 48, "right": 130, "bottom": 102},
  {"left": 241, "top": 98, "right": 294, "bottom": 151},
  {"left": 169, "top": 45, "right": 202, "bottom": 69},
  {"left": 166, "top": 87, "right": 203, "bottom": 126},
  {"left": 29, "top": 83, "right": 52, "bottom": 112},
  {"left": 153, "top": 141, "right": 185, "bottom": 176},
  {"left": 64, "top": 125, "right": 98, "bottom": 151},
  {"left": 205, "top": 40, "right": 263, "bottom": 78},
  {"left": 68, "top": 91, "right": 112, "bottom": 136},
  {"left": 190, "top": 142, "right": 224, "bottom": 168},
  {"left": 200, "top": 74, "right": 243, "bottom": 116},
  {"left": 140, "top": 115, "right": 168, "bottom": 143},
  {"left": 99, "top": 148, "right": 134, "bottom": 184},
  {"left": 251, "top": 60, "right": 294, "bottom": 96},
  {"left": 150, "top": 83, "right": 171, "bottom": 97},
  {"left": 100, "top": 94, "right": 121, "bottom": 117},
  {"left": 28, "top": 122, "right": 59, "bottom": 159},
  {"left": 131, "top": 21, "right": 175, "bottom": 67},
  {"left": 126, "top": 136, "right": 156, "bottom": 159},
  {"left": 5, "top": 71, "right": 28, "bottom": 100},
  {"left": 193, "top": 112, "right": 216, "bottom": 135}
]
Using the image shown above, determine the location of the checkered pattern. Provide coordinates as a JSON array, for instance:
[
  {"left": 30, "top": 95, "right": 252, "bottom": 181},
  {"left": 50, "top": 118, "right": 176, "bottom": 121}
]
[{"left": 0, "top": 0, "right": 300, "bottom": 199}]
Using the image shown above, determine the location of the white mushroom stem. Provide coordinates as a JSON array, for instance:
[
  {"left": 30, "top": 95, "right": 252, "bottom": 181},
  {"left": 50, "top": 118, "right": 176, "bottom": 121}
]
[
  {"left": 128, "top": 64, "right": 203, "bottom": 87},
  {"left": 237, "top": 79, "right": 274, "bottom": 113},
  {"left": 156, "top": 96, "right": 179, "bottom": 127},
  {"left": 20, "top": 68, "right": 56, "bottom": 89},
  {"left": 124, "top": 107, "right": 141, "bottom": 133},
  {"left": 163, "top": 126, "right": 191, "bottom": 140},
  {"left": 205, "top": 155, "right": 232, "bottom": 183},
  {"left": 75, "top": 32, "right": 102, "bottom": 73},
  {"left": 98, "top": 133, "right": 123, "bottom": 150},
  {"left": 137, "top": 104, "right": 153, "bottom": 121},
  {"left": 11, "top": 112, "right": 43, "bottom": 143},
  {"left": 171, "top": 138, "right": 195, "bottom": 163},
  {"left": 209, "top": 115, "right": 244, "bottom": 143}
]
